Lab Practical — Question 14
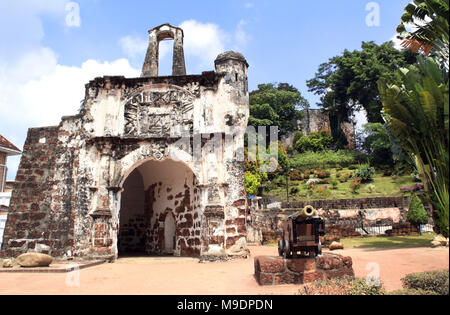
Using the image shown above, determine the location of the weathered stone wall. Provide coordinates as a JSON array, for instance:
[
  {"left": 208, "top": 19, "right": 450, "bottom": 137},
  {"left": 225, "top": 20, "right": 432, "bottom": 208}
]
[
  {"left": 282, "top": 109, "right": 355, "bottom": 149},
  {"left": 1, "top": 25, "right": 250, "bottom": 262},
  {"left": 0, "top": 126, "right": 78, "bottom": 258},
  {"left": 248, "top": 197, "right": 414, "bottom": 245}
]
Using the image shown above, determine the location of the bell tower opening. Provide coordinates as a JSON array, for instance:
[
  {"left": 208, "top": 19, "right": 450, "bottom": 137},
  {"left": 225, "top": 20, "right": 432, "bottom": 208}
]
[{"left": 141, "top": 23, "right": 186, "bottom": 77}]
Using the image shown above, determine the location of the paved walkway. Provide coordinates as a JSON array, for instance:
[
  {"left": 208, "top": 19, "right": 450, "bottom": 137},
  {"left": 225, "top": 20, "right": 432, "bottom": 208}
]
[{"left": 0, "top": 246, "right": 448, "bottom": 295}]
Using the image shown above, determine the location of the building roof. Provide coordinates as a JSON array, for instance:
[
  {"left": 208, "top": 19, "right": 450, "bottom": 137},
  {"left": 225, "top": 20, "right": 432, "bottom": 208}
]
[{"left": 0, "top": 134, "right": 21, "bottom": 156}]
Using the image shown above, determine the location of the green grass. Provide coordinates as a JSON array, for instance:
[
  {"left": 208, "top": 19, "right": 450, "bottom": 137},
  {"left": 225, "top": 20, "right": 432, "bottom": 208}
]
[
  {"left": 341, "top": 233, "right": 435, "bottom": 249},
  {"left": 264, "top": 166, "right": 419, "bottom": 201},
  {"left": 264, "top": 234, "right": 435, "bottom": 249}
]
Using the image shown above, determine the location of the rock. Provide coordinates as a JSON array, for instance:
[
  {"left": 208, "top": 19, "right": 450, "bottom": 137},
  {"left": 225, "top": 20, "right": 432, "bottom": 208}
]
[
  {"left": 433, "top": 235, "right": 448, "bottom": 247},
  {"left": 329, "top": 242, "right": 344, "bottom": 251},
  {"left": 431, "top": 240, "right": 442, "bottom": 248},
  {"left": 2, "top": 259, "right": 14, "bottom": 268},
  {"left": 34, "top": 243, "right": 51, "bottom": 254},
  {"left": 16, "top": 253, "right": 53, "bottom": 267}
]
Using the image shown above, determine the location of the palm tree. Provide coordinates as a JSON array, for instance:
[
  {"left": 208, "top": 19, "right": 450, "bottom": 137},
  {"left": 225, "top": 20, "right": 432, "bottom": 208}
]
[
  {"left": 396, "top": 0, "right": 449, "bottom": 70},
  {"left": 378, "top": 57, "right": 449, "bottom": 237}
]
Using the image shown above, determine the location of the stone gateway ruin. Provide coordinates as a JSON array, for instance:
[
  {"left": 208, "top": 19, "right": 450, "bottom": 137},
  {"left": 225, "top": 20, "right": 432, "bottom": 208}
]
[{"left": 1, "top": 24, "right": 250, "bottom": 262}]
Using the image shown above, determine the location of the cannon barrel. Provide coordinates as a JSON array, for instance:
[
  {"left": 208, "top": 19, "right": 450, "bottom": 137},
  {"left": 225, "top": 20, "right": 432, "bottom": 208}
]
[{"left": 299, "top": 205, "right": 316, "bottom": 218}]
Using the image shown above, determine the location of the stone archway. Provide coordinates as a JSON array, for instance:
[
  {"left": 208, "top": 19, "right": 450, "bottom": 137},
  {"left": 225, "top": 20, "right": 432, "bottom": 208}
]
[{"left": 117, "top": 158, "right": 201, "bottom": 257}]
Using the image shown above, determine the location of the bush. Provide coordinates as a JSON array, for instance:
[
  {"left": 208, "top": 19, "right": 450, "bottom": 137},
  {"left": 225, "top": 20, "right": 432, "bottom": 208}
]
[
  {"left": 390, "top": 288, "right": 439, "bottom": 295},
  {"left": 300, "top": 276, "right": 385, "bottom": 295},
  {"left": 295, "top": 131, "right": 333, "bottom": 153},
  {"left": 407, "top": 194, "right": 429, "bottom": 227},
  {"left": 290, "top": 186, "right": 300, "bottom": 195},
  {"left": 273, "top": 175, "right": 287, "bottom": 187},
  {"left": 244, "top": 172, "right": 261, "bottom": 196},
  {"left": 401, "top": 270, "right": 449, "bottom": 295},
  {"left": 350, "top": 178, "right": 362, "bottom": 194},
  {"left": 289, "top": 169, "right": 304, "bottom": 181},
  {"left": 353, "top": 164, "right": 376, "bottom": 183},
  {"left": 330, "top": 178, "right": 338, "bottom": 190},
  {"left": 290, "top": 150, "right": 366, "bottom": 170},
  {"left": 316, "top": 170, "right": 330, "bottom": 179}
]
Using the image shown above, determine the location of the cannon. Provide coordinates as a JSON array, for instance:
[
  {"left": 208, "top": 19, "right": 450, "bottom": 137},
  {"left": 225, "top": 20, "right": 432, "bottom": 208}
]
[{"left": 278, "top": 206, "right": 325, "bottom": 258}]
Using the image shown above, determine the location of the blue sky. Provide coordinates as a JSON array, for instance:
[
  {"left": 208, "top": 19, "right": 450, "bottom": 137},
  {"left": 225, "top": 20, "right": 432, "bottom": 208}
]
[{"left": 0, "top": 0, "right": 410, "bottom": 179}]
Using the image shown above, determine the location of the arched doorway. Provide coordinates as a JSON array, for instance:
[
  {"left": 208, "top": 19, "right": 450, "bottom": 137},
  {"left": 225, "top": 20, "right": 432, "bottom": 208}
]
[
  {"left": 164, "top": 212, "right": 176, "bottom": 255},
  {"left": 118, "top": 159, "right": 201, "bottom": 257}
]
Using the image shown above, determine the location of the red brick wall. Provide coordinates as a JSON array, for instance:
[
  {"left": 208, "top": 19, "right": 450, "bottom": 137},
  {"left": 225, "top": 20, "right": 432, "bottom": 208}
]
[{"left": 0, "top": 127, "right": 75, "bottom": 258}]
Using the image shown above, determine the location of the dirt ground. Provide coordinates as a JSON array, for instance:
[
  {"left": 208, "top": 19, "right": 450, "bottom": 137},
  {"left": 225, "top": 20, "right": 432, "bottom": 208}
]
[{"left": 0, "top": 246, "right": 448, "bottom": 295}]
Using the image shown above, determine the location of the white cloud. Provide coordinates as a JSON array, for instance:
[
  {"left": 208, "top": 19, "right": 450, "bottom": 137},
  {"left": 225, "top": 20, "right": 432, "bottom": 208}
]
[
  {"left": 1, "top": 51, "right": 139, "bottom": 129},
  {"left": 180, "top": 20, "right": 229, "bottom": 70},
  {"left": 0, "top": 48, "right": 140, "bottom": 180},
  {"left": 245, "top": 3, "right": 254, "bottom": 9},
  {"left": 118, "top": 34, "right": 172, "bottom": 61}
]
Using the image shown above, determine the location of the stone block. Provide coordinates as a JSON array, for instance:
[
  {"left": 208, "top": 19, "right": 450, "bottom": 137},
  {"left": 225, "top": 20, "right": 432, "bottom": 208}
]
[{"left": 255, "top": 256, "right": 285, "bottom": 273}]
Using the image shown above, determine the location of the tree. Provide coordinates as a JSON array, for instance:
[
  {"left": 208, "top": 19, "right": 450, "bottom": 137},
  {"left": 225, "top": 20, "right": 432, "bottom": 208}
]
[
  {"left": 244, "top": 172, "right": 261, "bottom": 196},
  {"left": 362, "top": 123, "right": 395, "bottom": 166},
  {"left": 396, "top": 0, "right": 449, "bottom": 70},
  {"left": 378, "top": 57, "right": 449, "bottom": 237},
  {"left": 249, "top": 83, "right": 309, "bottom": 137},
  {"left": 307, "top": 41, "right": 417, "bottom": 124},
  {"left": 408, "top": 194, "right": 430, "bottom": 230}
]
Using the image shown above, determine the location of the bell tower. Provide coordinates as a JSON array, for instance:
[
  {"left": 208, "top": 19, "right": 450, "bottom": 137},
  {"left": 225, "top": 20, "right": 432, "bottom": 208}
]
[{"left": 141, "top": 23, "right": 187, "bottom": 77}]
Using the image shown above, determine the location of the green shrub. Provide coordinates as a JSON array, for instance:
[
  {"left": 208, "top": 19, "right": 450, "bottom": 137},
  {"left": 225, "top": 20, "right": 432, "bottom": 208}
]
[
  {"left": 290, "top": 186, "right": 300, "bottom": 195},
  {"left": 290, "top": 150, "right": 366, "bottom": 170},
  {"left": 273, "top": 175, "right": 287, "bottom": 187},
  {"left": 295, "top": 131, "right": 333, "bottom": 153},
  {"left": 286, "top": 146, "right": 294, "bottom": 156},
  {"left": 330, "top": 178, "right": 339, "bottom": 190},
  {"left": 244, "top": 172, "right": 261, "bottom": 196},
  {"left": 353, "top": 164, "right": 376, "bottom": 183},
  {"left": 407, "top": 194, "right": 429, "bottom": 227},
  {"left": 401, "top": 270, "right": 449, "bottom": 295}
]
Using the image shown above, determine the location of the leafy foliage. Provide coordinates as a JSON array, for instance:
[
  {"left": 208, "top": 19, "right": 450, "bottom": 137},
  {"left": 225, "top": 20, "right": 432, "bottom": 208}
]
[
  {"left": 244, "top": 172, "right": 261, "bottom": 196},
  {"left": 353, "top": 164, "right": 376, "bottom": 183},
  {"left": 401, "top": 269, "right": 449, "bottom": 295},
  {"left": 290, "top": 150, "right": 366, "bottom": 170},
  {"left": 378, "top": 57, "right": 449, "bottom": 237},
  {"left": 407, "top": 194, "right": 430, "bottom": 226},
  {"left": 307, "top": 41, "right": 417, "bottom": 124},
  {"left": 300, "top": 276, "right": 385, "bottom": 295},
  {"left": 294, "top": 130, "right": 333, "bottom": 153},
  {"left": 249, "top": 83, "right": 309, "bottom": 137},
  {"left": 396, "top": 0, "right": 449, "bottom": 70}
]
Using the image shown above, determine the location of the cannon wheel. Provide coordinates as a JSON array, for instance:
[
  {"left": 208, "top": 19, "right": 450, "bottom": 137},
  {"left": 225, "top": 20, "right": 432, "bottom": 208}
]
[
  {"left": 283, "top": 240, "right": 291, "bottom": 259},
  {"left": 278, "top": 239, "right": 284, "bottom": 257}
]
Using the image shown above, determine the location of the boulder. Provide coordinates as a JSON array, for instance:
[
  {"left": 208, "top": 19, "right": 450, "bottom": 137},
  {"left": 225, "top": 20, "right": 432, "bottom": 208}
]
[
  {"left": 16, "top": 253, "right": 53, "bottom": 267},
  {"left": 2, "top": 259, "right": 14, "bottom": 268},
  {"left": 431, "top": 241, "right": 442, "bottom": 248},
  {"left": 329, "top": 242, "right": 344, "bottom": 251},
  {"left": 431, "top": 234, "right": 448, "bottom": 247}
]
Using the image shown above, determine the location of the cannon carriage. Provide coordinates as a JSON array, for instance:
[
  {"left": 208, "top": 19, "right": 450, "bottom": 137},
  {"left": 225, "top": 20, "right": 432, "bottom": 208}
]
[{"left": 278, "top": 206, "right": 325, "bottom": 259}]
